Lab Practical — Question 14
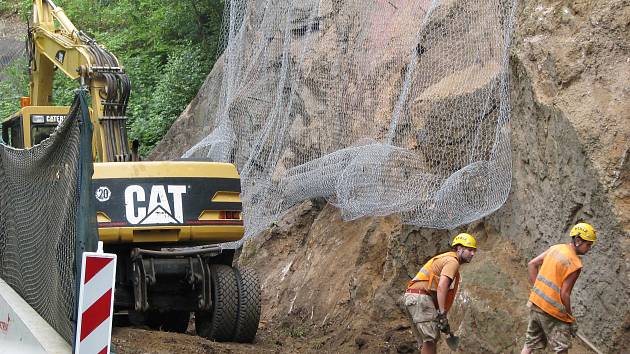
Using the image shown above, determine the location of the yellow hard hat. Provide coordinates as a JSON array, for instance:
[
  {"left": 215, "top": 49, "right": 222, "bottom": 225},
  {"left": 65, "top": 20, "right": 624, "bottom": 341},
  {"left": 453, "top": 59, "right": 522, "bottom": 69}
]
[
  {"left": 451, "top": 233, "right": 477, "bottom": 249},
  {"left": 570, "top": 222, "right": 596, "bottom": 242}
]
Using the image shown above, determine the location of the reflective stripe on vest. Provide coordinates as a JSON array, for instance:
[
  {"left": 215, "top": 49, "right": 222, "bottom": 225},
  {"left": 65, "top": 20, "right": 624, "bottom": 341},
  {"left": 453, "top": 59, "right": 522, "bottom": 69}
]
[
  {"left": 418, "top": 267, "right": 430, "bottom": 279},
  {"left": 531, "top": 275, "right": 565, "bottom": 313},
  {"left": 528, "top": 244, "right": 582, "bottom": 323},
  {"left": 407, "top": 252, "right": 460, "bottom": 311}
]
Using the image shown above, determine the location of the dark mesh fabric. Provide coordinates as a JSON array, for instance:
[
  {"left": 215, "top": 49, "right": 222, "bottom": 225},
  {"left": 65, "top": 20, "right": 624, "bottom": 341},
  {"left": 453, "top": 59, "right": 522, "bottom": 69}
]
[{"left": 0, "top": 91, "right": 95, "bottom": 342}]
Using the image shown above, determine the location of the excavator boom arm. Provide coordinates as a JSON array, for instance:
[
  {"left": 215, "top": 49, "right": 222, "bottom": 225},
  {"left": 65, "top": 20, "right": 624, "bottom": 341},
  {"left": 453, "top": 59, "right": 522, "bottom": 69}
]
[{"left": 30, "top": 0, "right": 131, "bottom": 161}]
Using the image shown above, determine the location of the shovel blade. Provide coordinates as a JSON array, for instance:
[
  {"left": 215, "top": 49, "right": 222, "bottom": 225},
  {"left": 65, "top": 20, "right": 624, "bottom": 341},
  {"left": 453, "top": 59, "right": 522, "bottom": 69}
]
[{"left": 446, "top": 334, "right": 460, "bottom": 350}]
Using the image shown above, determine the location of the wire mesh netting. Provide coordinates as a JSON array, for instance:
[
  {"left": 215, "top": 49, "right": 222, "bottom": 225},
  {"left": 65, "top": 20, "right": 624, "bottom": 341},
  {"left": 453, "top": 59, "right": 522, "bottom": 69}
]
[
  {"left": 0, "top": 38, "right": 23, "bottom": 65},
  {"left": 0, "top": 95, "right": 86, "bottom": 342},
  {"left": 184, "top": 0, "right": 518, "bottom": 239},
  {"left": 0, "top": 26, "right": 26, "bottom": 103},
  {"left": 0, "top": 38, "right": 24, "bottom": 72}
]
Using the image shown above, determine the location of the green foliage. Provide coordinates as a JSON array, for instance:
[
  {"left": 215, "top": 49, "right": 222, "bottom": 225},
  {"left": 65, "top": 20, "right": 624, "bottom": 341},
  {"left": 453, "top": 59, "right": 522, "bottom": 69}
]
[
  {"left": 284, "top": 324, "right": 309, "bottom": 338},
  {"left": 0, "top": 2, "right": 10, "bottom": 15},
  {"left": 131, "top": 44, "right": 210, "bottom": 155},
  {"left": 0, "top": 0, "right": 30, "bottom": 19},
  {"left": 0, "top": 1, "right": 18, "bottom": 15},
  {"left": 0, "top": 58, "right": 29, "bottom": 119},
  {"left": 63, "top": 0, "right": 225, "bottom": 156},
  {"left": 52, "top": 71, "right": 78, "bottom": 106}
]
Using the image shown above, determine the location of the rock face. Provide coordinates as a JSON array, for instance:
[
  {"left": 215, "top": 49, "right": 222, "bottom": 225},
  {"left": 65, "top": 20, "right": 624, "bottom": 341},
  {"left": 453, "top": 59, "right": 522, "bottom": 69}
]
[
  {"left": 151, "top": 0, "right": 629, "bottom": 352},
  {"left": 493, "top": 1, "right": 629, "bottom": 351}
]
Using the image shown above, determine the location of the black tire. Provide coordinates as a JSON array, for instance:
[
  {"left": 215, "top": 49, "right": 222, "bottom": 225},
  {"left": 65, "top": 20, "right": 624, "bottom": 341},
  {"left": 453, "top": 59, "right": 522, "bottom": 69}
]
[
  {"left": 146, "top": 310, "right": 190, "bottom": 333},
  {"left": 233, "top": 267, "right": 261, "bottom": 343},
  {"left": 195, "top": 264, "right": 239, "bottom": 341}
]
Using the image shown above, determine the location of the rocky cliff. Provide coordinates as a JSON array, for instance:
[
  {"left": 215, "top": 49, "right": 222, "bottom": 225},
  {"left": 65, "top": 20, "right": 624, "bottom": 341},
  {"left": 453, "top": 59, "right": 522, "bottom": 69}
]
[{"left": 150, "top": 0, "right": 629, "bottom": 352}]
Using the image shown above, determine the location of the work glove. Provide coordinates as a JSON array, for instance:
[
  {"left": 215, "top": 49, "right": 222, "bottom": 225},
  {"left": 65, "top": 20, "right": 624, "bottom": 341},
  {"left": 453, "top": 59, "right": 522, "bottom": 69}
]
[
  {"left": 570, "top": 321, "right": 578, "bottom": 337},
  {"left": 436, "top": 311, "right": 450, "bottom": 334}
]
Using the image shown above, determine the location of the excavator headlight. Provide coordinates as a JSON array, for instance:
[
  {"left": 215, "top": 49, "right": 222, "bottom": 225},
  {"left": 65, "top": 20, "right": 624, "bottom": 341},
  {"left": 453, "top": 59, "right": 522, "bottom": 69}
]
[{"left": 31, "top": 115, "right": 45, "bottom": 124}]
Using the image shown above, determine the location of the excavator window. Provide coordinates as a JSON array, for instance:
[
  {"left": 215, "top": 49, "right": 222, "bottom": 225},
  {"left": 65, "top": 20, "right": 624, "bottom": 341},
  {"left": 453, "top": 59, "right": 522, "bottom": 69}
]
[
  {"left": 1, "top": 116, "right": 24, "bottom": 148},
  {"left": 30, "top": 114, "right": 63, "bottom": 146},
  {"left": 32, "top": 125, "right": 56, "bottom": 145}
]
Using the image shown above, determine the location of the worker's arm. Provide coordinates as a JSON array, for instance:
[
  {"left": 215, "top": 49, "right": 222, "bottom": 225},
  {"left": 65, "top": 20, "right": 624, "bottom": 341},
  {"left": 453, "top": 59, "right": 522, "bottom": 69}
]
[
  {"left": 527, "top": 250, "right": 548, "bottom": 285},
  {"left": 436, "top": 275, "right": 452, "bottom": 313},
  {"left": 560, "top": 269, "right": 581, "bottom": 318}
]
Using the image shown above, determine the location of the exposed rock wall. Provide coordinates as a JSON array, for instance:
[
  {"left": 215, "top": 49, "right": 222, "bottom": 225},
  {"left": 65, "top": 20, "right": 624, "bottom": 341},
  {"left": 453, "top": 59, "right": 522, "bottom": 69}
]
[
  {"left": 151, "top": 0, "right": 629, "bottom": 352},
  {"left": 494, "top": 1, "right": 629, "bottom": 350}
]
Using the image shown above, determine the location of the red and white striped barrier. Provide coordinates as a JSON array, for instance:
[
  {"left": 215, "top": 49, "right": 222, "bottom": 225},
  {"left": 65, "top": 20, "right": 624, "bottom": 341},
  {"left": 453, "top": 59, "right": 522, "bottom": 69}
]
[{"left": 74, "top": 242, "right": 116, "bottom": 354}]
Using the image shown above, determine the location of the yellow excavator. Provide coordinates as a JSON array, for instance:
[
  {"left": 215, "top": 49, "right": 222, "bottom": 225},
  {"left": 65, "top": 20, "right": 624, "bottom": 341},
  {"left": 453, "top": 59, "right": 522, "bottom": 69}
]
[{"left": 1, "top": 0, "right": 260, "bottom": 342}]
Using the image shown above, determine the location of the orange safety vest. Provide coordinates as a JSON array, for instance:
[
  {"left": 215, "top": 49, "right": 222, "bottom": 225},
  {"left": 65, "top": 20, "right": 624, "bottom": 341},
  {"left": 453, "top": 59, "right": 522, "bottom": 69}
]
[
  {"left": 529, "top": 244, "right": 582, "bottom": 323},
  {"left": 407, "top": 252, "right": 460, "bottom": 311}
]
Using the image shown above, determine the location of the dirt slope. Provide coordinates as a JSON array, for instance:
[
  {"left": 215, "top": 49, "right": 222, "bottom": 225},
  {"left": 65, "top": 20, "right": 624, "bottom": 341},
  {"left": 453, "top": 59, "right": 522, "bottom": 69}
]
[
  {"left": 134, "top": 0, "right": 629, "bottom": 353},
  {"left": 112, "top": 202, "right": 600, "bottom": 354}
]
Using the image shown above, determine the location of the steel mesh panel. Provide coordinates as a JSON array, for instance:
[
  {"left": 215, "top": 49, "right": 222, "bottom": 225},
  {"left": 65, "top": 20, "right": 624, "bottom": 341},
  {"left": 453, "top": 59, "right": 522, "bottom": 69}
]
[
  {"left": 0, "top": 98, "right": 83, "bottom": 342},
  {"left": 184, "top": 0, "right": 518, "bottom": 238}
]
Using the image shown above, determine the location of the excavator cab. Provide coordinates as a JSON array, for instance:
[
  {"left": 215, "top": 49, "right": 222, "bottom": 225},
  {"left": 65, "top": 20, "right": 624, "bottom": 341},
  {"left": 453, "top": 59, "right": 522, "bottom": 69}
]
[
  {"left": 1, "top": 115, "right": 24, "bottom": 148},
  {"left": 1, "top": 105, "right": 69, "bottom": 147}
]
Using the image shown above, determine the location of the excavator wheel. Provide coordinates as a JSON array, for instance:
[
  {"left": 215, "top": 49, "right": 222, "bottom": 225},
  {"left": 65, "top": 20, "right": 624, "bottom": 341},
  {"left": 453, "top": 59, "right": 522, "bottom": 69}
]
[
  {"left": 232, "top": 267, "right": 261, "bottom": 343},
  {"left": 195, "top": 264, "right": 239, "bottom": 341}
]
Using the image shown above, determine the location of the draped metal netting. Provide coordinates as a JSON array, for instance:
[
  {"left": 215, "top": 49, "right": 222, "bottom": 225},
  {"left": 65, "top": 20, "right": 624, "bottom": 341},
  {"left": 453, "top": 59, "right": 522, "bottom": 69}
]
[
  {"left": 0, "top": 92, "right": 95, "bottom": 343},
  {"left": 184, "top": 0, "right": 518, "bottom": 238}
]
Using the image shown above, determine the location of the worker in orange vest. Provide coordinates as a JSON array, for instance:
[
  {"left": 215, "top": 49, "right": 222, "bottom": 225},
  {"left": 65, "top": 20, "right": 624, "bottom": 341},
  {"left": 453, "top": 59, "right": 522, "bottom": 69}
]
[
  {"left": 520, "top": 222, "right": 596, "bottom": 354},
  {"left": 403, "top": 233, "right": 477, "bottom": 354}
]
